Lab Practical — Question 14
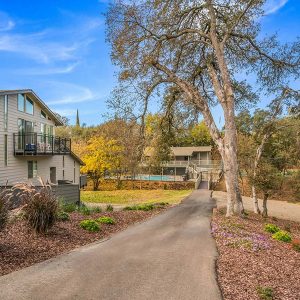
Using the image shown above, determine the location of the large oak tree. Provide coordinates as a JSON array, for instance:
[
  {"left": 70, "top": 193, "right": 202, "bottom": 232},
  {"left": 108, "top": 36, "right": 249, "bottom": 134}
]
[{"left": 106, "top": 0, "right": 300, "bottom": 216}]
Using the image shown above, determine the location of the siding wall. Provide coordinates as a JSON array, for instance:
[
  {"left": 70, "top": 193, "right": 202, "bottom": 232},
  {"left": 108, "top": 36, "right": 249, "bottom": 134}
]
[{"left": 0, "top": 94, "right": 80, "bottom": 186}]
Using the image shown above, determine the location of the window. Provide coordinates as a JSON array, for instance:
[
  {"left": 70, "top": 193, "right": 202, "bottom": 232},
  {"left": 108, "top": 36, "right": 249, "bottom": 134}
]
[
  {"left": 46, "top": 124, "right": 54, "bottom": 143},
  {"left": 18, "top": 94, "right": 25, "bottom": 112},
  {"left": 4, "top": 95, "right": 8, "bottom": 130},
  {"left": 25, "top": 96, "right": 34, "bottom": 115},
  {"left": 41, "top": 110, "right": 46, "bottom": 119},
  {"left": 17, "top": 94, "right": 34, "bottom": 115},
  {"left": 4, "top": 135, "right": 8, "bottom": 166},
  {"left": 28, "top": 161, "right": 37, "bottom": 178}
]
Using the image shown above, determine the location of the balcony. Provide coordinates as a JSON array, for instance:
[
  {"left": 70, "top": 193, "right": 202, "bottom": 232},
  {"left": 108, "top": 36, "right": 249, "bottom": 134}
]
[{"left": 13, "top": 133, "right": 71, "bottom": 156}]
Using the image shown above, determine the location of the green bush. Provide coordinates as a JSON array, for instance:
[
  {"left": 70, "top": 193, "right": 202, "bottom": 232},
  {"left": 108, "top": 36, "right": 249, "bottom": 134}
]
[
  {"left": 124, "top": 203, "right": 154, "bottom": 211},
  {"left": 57, "top": 211, "right": 70, "bottom": 221},
  {"left": 80, "top": 219, "right": 100, "bottom": 232},
  {"left": 60, "top": 202, "right": 77, "bottom": 213},
  {"left": 264, "top": 224, "right": 280, "bottom": 234},
  {"left": 272, "top": 230, "right": 292, "bottom": 243},
  {"left": 23, "top": 185, "right": 58, "bottom": 233},
  {"left": 77, "top": 205, "right": 92, "bottom": 215},
  {"left": 96, "top": 216, "right": 115, "bottom": 224},
  {"left": 92, "top": 206, "right": 102, "bottom": 213},
  {"left": 106, "top": 204, "right": 114, "bottom": 212},
  {"left": 257, "top": 286, "right": 274, "bottom": 300}
]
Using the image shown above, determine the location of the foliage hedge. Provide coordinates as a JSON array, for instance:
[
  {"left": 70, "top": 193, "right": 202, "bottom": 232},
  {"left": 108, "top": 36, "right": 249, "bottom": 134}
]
[
  {"left": 264, "top": 224, "right": 280, "bottom": 234},
  {"left": 80, "top": 219, "right": 100, "bottom": 232},
  {"left": 96, "top": 216, "right": 115, "bottom": 224},
  {"left": 272, "top": 230, "right": 292, "bottom": 243},
  {"left": 85, "top": 179, "right": 195, "bottom": 191}
]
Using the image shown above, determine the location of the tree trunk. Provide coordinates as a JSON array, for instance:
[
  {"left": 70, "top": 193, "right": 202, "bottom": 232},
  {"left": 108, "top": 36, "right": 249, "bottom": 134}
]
[
  {"left": 252, "top": 185, "right": 261, "bottom": 214},
  {"left": 262, "top": 192, "right": 268, "bottom": 217},
  {"left": 221, "top": 114, "right": 244, "bottom": 217},
  {"left": 223, "top": 154, "right": 243, "bottom": 216}
]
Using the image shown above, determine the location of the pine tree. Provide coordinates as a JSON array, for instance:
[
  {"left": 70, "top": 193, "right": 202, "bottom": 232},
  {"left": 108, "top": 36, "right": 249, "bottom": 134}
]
[{"left": 76, "top": 109, "right": 80, "bottom": 127}]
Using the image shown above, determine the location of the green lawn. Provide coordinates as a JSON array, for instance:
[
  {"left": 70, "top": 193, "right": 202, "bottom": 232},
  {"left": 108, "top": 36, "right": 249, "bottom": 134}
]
[{"left": 81, "top": 190, "right": 192, "bottom": 205}]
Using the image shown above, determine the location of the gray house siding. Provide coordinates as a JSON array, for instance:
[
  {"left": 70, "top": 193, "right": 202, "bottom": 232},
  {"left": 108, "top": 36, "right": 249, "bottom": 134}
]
[
  {"left": 52, "top": 184, "right": 80, "bottom": 204},
  {"left": 0, "top": 93, "right": 81, "bottom": 187}
]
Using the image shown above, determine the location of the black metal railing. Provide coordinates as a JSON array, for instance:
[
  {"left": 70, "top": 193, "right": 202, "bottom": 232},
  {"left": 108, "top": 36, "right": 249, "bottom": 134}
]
[{"left": 13, "top": 133, "right": 71, "bottom": 155}]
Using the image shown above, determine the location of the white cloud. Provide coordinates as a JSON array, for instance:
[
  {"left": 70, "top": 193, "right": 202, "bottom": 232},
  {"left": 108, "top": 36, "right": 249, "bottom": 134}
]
[
  {"left": 264, "top": 0, "right": 289, "bottom": 15},
  {"left": 0, "top": 32, "right": 93, "bottom": 64},
  {"left": 0, "top": 12, "right": 102, "bottom": 65},
  {"left": 53, "top": 108, "right": 77, "bottom": 117},
  {"left": 21, "top": 62, "right": 80, "bottom": 75},
  {"left": 0, "top": 11, "right": 15, "bottom": 31},
  {"left": 45, "top": 81, "right": 106, "bottom": 105}
]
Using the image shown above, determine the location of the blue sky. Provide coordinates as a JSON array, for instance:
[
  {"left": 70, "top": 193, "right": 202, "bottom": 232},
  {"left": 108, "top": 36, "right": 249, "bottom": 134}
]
[{"left": 0, "top": 0, "right": 299, "bottom": 126}]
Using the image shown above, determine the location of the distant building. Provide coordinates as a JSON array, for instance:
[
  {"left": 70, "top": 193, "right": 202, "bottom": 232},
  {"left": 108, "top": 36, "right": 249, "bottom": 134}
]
[{"left": 143, "top": 146, "right": 221, "bottom": 178}]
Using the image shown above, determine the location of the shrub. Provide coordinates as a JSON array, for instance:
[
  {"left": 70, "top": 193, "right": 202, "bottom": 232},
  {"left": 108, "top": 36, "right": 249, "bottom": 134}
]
[
  {"left": 22, "top": 185, "right": 58, "bottom": 233},
  {"left": 257, "top": 286, "right": 274, "bottom": 300},
  {"left": 96, "top": 216, "right": 115, "bottom": 224},
  {"left": 92, "top": 206, "right": 102, "bottom": 213},
  {"left": 272, "top": 230, "right": 292, "bottom": 243},
  {"left": 124, "top": 203, "right": 154, "bottom": 211},
  {"left": 80, "top": 219, "right": 100, "bottom": 232},
  {"left": 106, "top": 204, "right": 114, "bottom": 212},
  {"left": 0, "top": 187, "right": 9, "bottom": 230},
  {"left": 264, "top": 224, "right": 280, "bottom": 234},
  {"left": 138, "top": 204, "right": 154, "bottom": 211},
  {"left": 57, "top": 211, "right": 70, "bottom": 221},
  {"left": 292, "top": 239, "right": 300, "bottom": 252},
  {"left": 60, "top": 202, "right": 77, "bottom": 213},
  {"left": 77, "top": 205, "right": 91, "bottom": 215}
]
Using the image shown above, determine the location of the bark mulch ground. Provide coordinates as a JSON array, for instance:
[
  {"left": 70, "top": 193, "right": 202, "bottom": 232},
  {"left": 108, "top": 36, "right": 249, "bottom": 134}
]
[
  {"left": 212, "top": 207, "right": 300, "bottom": 300},
  {"left": 0, "top": 207, "right": 168, "bottom": 276}
]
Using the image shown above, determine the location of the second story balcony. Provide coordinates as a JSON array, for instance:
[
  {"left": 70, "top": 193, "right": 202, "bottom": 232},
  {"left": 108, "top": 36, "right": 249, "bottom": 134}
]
[{"left": 13, "top": 133, "right": 71, "bottom": 156}]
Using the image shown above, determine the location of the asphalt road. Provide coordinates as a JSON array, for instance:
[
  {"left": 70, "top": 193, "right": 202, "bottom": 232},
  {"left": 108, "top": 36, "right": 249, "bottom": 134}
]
[{"left": 0, "top": 190, "right": 222, "bottom": 300}]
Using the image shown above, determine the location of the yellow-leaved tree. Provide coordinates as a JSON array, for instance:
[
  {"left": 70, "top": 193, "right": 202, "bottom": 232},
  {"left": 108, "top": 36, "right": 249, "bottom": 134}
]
[{"left": 80, "top": 136, "right": 123, "bottom": 190}]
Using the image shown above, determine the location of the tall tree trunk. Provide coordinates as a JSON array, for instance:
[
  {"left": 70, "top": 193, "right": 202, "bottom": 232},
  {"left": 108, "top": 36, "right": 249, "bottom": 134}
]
[
  {"left": 262, "top": 192, "right": 269, "bottom": 217},
  {"left": 222, "top": 145, "right": 244, "bottom": 216},
  {"left": 252, "top": 185, "right": 261, "bottom": 214}
]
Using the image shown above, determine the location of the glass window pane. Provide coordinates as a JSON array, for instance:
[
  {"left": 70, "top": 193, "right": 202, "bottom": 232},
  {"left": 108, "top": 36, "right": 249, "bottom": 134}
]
[
  {"left": 33, "top": 161, "right": 38, "bottom": 177},
  {"left": 25, "top": 96, "right": 34, "bottom": 115},
  {"left": 28, "top": 161, "right": 37, "bottom": 178},
  {"left": 41, "top": 110, "right": 46, "bottom": 118},
  {"left": 4, "top": 95, "right": 8, "bottom": 130},
  {"left": 18, "top": 94, "right": 25, "bottom": 112},
  {"left": 18, "top": 119, "right": 25, "bottom": 150},
  {"left": 28, "top": 161, "right": 33, "bottom": 178}
]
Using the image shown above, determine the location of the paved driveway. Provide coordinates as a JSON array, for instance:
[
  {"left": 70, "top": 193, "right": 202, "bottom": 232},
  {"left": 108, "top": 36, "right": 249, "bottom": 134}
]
[{"left": 0, "top": 190, "right": 221, "bottom": 300}]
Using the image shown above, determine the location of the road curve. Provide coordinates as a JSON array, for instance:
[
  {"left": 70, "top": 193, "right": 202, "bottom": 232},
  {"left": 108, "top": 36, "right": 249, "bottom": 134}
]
[{"left": 0, "top": 190, "right": 222, "bottom": 300}]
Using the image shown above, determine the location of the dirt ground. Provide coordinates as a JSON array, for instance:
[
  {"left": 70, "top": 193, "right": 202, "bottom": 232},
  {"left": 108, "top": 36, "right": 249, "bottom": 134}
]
[
  {"left": 212, "top": 208, "right": 300, "bottom": 300},
  {"left": 0, "top": 207, "right": 168, "bottom": 276},
  {"left": 213, "top": 191, "right": 300, "bottom": 222}
]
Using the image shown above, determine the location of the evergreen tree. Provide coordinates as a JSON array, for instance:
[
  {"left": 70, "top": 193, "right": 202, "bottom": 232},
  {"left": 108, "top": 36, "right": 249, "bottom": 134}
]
[{"left": 76, "top": 109, "right": 80, "bottom": 127}]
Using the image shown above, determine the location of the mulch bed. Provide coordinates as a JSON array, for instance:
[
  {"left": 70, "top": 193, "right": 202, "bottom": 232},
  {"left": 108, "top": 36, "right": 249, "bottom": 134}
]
[
  {"left": 0, "top": 207, "right": 168, "bottom": 276},
  {"left": 212, "top": 208, "right": 300, "bottom": 300}
]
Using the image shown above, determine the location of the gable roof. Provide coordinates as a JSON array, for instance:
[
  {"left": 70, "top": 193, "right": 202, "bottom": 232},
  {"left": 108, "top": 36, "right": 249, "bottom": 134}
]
[
  {"left": 144, "top": 146, "right": 212, "bottom": 157},
  {"left": 171, "top": 146, "right": 211, "bottom": 156},
  {"left": 0, "top": 89, "right": 63, "bottom": 126},
  {"left": 171, "top": 146, "right": 212, "bottom": 156},
  {"left": 70, "top": 151, "right": 85, "bottom": 166}
]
